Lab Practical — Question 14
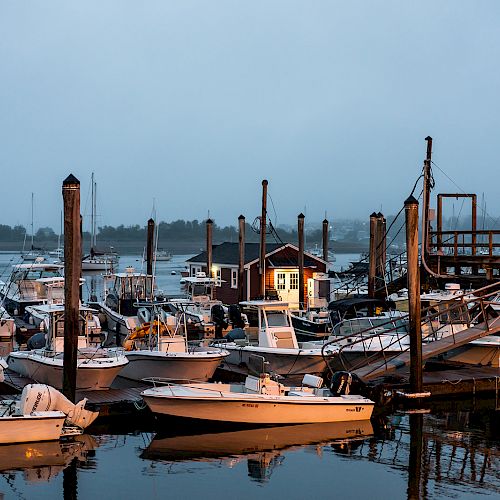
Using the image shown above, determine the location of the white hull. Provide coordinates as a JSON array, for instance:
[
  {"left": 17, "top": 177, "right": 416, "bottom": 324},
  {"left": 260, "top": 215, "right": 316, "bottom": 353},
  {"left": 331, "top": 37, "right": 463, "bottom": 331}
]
[
  {"left": 0, "top": 412, "right": 66, "bottom": 444},
  {"left": 221, "top": 345, "right": 327, "bottom": 376},
  {"left": 81, "top": 260, "right": 112, "bottom": 271},
  {"left": 120, "top": 351, "right": 226, "bottom": 382},
  {"left": 143, "top": 390, "right": 373, "bottom": 424},
  {"left": 8, "top": 351, "right": 128, "bottom": 390}
]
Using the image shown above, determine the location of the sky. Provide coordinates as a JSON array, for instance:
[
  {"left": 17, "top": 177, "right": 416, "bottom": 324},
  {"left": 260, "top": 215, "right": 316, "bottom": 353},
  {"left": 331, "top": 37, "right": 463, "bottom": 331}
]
[{"left": 1, "top": 1, "right": 500, "bottom": 233}]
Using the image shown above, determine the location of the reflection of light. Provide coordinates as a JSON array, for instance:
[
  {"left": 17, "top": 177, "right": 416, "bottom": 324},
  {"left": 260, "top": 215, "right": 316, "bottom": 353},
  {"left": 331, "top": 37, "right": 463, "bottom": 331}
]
[{"left": 25, "top": 447, "right": 44, "bottom": 459}]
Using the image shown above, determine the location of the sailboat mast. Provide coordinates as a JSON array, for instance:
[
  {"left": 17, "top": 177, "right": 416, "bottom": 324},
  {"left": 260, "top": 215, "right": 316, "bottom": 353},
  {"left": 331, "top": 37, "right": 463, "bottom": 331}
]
[
  {"left": 91, "top": 173, "right": 96, "bottom": 250},
  {"left": 31, "top": 192, "right": 34, "bottom": 250}
]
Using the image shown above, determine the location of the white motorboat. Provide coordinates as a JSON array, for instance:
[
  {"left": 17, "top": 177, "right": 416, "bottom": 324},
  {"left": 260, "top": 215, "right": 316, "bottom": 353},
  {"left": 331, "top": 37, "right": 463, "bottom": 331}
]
[
  {"left": 142, "top": 372, "right": 374, "bottom": 424},
  {"left": 119, "top": 301, "right": 229, "bottom": 382},
  {"left": 214, "top": 301, "right": 336, "bottom": 377},
  {"left": 8, "top": 304, "right": 128, "bottom": 390},
  {"left": 0, "top": 304, "right": 16, "bottom": 340},
  {"left": 0, "top": 382, "right": 98, "bottom": 444},
  {"left": 0, "top": 263, "right": 64, "bottom": 316},
  {"left": 155, "top": 249, "right": 172, "bottom": 261}
]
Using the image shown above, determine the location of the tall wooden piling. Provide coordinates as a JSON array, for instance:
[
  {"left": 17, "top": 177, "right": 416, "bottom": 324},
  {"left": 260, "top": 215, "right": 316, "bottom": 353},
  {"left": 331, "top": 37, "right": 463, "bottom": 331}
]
[
  {"left": 146, "top": 218, "right": 155, "bottom": 276},
  {"left": 368, "top": 212, "right": 378, "bottom": 298},
  {"left": 405, "top": 195, "right": 423, "bottom": 393},
  {"left": 238, "top": 215, "right": 246, "bottom": 302},
  {"left": 259, "top": 180, "right": 268, "bottom": 297},
  {"left": 62, "top": 174, "right": 81, "bottom": 403},
  {"left": 322, "top": 218, "right": 329, "bottom": 262},
  {"left": 206, "top": 218, "right": 213, "bottom": 278},
  {"left": 375, "top": 212, "right": 386, "bottom": 296},
  {"left": 298, "top": 213, "right": 305, "bottom": 309}
]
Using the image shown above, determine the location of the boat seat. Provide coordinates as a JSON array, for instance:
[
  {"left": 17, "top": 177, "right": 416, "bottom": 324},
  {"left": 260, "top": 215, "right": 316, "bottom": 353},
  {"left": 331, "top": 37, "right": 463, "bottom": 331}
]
[{"left": 287, "top": 390, "right": 316, "bottom": 397}]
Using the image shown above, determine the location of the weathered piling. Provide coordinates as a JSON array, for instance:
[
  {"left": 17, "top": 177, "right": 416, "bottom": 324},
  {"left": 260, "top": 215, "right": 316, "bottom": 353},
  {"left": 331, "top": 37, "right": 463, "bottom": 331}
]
[
  {"left": 259, "top": 180, "right": 268, "bottom": 297},
  {"left": 368, "top": 212, "right": 378, "bottom": 298},
  {"left": 405, "top": 195, "right": 423, "bottom": 393},
  {"left": 62, "top": 174, "right": 81, "bottom": 403},
  {"left": 322, "top": 218, "right": 329, "bottom": 262},
  {"left": 238, "top": 214, "right": 246, "bottom": 302},
  {"left": 375, "top": 212, "right": 386, "bottom": 296},
  {"left": 146, "top": 218, "right": 155, "bottom": 276},
  {"left": 206, "top": 218, "right": 213, "bottom": 278},
  {"left": 298, "top": 213, "right": 305, "bottom": 308}
]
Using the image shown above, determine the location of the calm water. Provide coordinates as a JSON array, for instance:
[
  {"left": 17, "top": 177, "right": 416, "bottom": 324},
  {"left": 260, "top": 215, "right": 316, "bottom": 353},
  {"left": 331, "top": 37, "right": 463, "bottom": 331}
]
[
  {"left": 0, "top": 401, "right": 498, "bottom": 499},
  {"left": 0, "top": 252, "right": 498, "bottom": 499}
]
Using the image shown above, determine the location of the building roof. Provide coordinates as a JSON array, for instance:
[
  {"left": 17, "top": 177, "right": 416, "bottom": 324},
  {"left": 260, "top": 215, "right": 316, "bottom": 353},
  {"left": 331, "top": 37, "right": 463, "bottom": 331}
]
[{"left": 186, "top": 242, "right": 326, "bottom": 268}]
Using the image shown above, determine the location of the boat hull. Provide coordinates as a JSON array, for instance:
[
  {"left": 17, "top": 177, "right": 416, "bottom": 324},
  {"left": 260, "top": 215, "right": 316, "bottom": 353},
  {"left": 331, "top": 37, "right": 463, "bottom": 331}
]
[
  {"left": 0, "top": 412, "right": 66, "bottom": 444},
  {"left": 220, "top": 346, "right": 327, "bottom": 376},
  {"left": 143, "top": 394, "right": 373, "bottom": 424},
  {"left": 120, "top": 352, "right": 226, "bottom": 382},
  {"left": 7, "top": 352, "right": 127, "bottom": 390}
]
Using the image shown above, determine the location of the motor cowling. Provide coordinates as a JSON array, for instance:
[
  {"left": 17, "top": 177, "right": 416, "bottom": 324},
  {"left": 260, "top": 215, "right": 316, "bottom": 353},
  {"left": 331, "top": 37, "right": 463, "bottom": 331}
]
[
  {"left": 211, "top": 304, "right": 228, "bottom": 329},
  {"left": 330, "top": 371, "right": 365, "bottom": 396},
  {"left": 20, "top": 384, "right": 99, "bottom": 429},
  {"left": 228, "top": 304, "right": 245, "bottom": 329}
]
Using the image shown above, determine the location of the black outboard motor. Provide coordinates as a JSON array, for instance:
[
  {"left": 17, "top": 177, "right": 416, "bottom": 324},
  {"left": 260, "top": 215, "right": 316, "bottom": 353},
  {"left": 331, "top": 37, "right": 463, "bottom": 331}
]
[
  {"left": 224, "top": 328, "right": 246, "bottom": 342},
  {"left": 228, "top": 304, "right": 245, "bottom": 329},
  {"left": 27, "top": 332, "right": 47, "bottom": 350},
  {"left": 330, "top": 371, "right": 366, "bottom": 396},
  {"left": 211, "top": 304, "right": 228, "bottom": 339}
]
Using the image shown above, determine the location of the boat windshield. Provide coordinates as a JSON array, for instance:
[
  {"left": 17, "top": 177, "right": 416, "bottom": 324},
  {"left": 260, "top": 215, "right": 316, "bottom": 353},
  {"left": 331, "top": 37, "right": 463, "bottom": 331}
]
[
  {"left": 13, "top": 269, "right": 61, "bottom": 281},
  {"left": 265, "top": 310, "right": 290, "bottom": 328}
]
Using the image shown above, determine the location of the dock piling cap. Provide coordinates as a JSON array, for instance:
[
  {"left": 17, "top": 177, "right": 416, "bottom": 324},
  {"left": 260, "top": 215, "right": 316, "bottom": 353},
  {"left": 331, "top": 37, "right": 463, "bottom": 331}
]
[
  {"left": 404, "top": 195, "right": 419, "bottom": 206},
  {"left": 63, "top": 174, "right": 80, "bottom": 186}
]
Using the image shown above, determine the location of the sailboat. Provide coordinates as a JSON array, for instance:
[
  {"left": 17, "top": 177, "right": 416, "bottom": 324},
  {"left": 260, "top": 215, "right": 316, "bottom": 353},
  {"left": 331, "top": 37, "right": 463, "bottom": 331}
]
[
  {"left": 22, "top": 193, "right": 45, "bottom": 262},
  {"left": 81, "top": 173, "right": 119, "bottom": 271}
]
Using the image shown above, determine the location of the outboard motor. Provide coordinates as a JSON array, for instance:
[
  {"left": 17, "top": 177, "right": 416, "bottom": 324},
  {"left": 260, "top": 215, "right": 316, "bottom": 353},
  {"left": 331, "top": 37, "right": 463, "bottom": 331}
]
[
  {"left": 330, "top": 371, "right": 366, "bottom": 396},
  {"left": 228, "top": 304, "right": 245, "bottom": 329},
  {"left": 211, "top": 304, "right": 228, "bottom": 339},
  {"left": 27, "top": 332, "right": 47, "bottom": 350}
]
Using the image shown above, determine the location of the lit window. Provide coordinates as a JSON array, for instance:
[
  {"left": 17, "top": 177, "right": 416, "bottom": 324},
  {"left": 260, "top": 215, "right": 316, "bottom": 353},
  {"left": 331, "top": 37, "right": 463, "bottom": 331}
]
[
  {"left": 215, "top": 268, "right": 222, "bottom": 286},
  {"left": 289, "top": 273, "right": 299, "bottom": 290},
  {"left": 276, "top": 272, "right": 286, "bottom": 290}
]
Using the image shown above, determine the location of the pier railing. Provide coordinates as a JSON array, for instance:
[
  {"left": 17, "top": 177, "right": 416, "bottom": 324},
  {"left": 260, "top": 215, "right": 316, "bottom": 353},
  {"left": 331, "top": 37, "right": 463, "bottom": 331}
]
[{"left": 322, "top": 281, "right": 500, "bottom": 379}]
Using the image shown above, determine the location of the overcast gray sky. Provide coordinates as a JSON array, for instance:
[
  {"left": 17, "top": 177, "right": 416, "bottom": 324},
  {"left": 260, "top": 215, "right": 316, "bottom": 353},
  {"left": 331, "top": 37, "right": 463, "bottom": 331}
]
[{"left": 1, "top": 1, "right": 499, "bottom": 232}]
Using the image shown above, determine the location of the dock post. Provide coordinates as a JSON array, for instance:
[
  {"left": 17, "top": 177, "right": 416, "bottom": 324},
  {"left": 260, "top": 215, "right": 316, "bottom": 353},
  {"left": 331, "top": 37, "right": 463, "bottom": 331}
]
[
  {"left": 62, "top": 174, "right": 81, "bottom": 403},
  {"left": 368, "top": 212, "right": 378, "bottom": 298},
  {"left": 259, "top": 180, "right": 268, "bottom": 298},
  {"left": 298, "top": 213, "right": 305, "bottom": 309},
  {"left": 405, "top": 195, "right": 423, "bottom": 393},
  {"left": 206, "top": 218, "right": 213, "bottom": 278},
  {"left": 322, "top": 218, "right": 329, "bottom": 263},
  {"left": 238, "top": 215, "right": 246, "bottom": 302},
  {"left": 375, "top": 212, "right": 386, "bottom": 297},
  {"left": 407, "top": 413, "right": 424, "bottom": 499},
  {"left": 146, "top": 218, "right": 155, "bottom": 276}
]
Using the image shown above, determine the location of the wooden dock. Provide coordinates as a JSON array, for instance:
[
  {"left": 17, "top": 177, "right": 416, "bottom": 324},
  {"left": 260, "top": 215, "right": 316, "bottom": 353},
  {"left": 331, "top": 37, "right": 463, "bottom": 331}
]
[{"left": 1, "top": 370, "right": 149, "bottom": 417}]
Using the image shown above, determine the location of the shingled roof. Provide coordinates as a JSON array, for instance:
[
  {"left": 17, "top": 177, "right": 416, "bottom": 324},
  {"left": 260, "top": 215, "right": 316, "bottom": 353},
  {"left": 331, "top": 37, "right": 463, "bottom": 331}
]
[{"left": 186, "top": 242, "right": 325, "bottom": 267}]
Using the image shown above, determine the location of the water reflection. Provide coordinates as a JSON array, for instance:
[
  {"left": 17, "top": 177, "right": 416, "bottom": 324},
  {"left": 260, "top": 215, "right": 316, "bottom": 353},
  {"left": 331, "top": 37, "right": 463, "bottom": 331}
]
[{"left": 142, "top": 420, "right": 374, "bottom": 483}]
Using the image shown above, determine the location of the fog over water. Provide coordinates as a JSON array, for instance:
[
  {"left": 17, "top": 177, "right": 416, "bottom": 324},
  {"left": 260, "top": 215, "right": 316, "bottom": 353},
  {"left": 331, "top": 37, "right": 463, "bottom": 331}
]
[{"left": 1, "top": 2, "right": 500, "bottom": 230}]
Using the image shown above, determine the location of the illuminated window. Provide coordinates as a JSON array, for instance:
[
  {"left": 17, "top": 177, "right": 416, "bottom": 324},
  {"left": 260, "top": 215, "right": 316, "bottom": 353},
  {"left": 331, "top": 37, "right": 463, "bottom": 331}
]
[
  {"left": 289, "top": 272, "right": 299, "bottom": 290},
  {"left": 276, "top": 272, "right": 286, "bottom": 290}
]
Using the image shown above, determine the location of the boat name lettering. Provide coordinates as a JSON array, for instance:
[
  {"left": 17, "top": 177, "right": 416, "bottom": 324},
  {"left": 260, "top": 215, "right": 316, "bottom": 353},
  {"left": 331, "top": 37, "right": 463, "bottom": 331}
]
[
  {"left": 346, "top": 407, "right": 364, "bottom": 413},
  {"left": 32, "top": 392, "right": 43, "bottom": 412},
  {"left": 242, "top": 403, "right": 259, "bottom": 408}
]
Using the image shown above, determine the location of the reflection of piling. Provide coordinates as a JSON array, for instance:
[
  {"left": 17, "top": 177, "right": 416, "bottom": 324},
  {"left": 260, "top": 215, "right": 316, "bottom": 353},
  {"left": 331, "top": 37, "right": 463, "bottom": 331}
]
[
  {"left": 259, "top": 180, "right": 268, "bottom": 297},
  {"left": 407, "top": 413, "right": 424, "bottom": 500},
  {"left": 405, "top": 195, "right": 423, "bottom": 393},
  {"left": 322, "top": 218, "right": 329, "bottom": 263},
  {"left": 62, "top": 174, "right": 81, "bottom": 403},
  {"left": 63, "top": 456, "right": 78, "bottom": 500},
  {"left": 206, "top": 218, "right": 213, "bottom": 278},
  {"left": 146, "top": 218, "right": 155, "bottom": 276},
  {"left": 238, "top": 215, "right": 246, "bottom": 302},
  {"left": 298, "top": 213, "right": 305, "bottom": 308}
]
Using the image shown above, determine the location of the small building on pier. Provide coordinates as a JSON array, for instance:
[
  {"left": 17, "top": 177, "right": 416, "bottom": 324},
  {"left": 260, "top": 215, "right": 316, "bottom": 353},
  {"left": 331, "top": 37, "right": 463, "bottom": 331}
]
[{"left": 186, "top": 242, "right": 328, "bottom": 308}]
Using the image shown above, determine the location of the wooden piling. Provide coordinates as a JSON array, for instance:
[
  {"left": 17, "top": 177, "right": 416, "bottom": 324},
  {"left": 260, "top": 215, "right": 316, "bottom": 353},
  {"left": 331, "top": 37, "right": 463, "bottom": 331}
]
[
  {"left": 298, "top": 213, "right": 305, "bottom": 309},
  {"left": 238, "top": 215, "right": 246, "bottom": 302},
  {"left": 407, "top": 413, "right": 424, "bottom": 499},
  {"left": 206, "top": 218, "right": 213, "bottom": 278},
  {"left": 259, "top": 180, "right": 268, "bottom": 298},
  {"left": 322, "top": 218, "right": 329, "bottom": 263},
  {"left": 405, "top": 195, "right": 423, "bottom": 393},
  {"left": 146, "top": 218, "right": 155, "bottom": 276},
  {"left": 375, "top": 212, "right": 386, "bottom": 296},
  {"left": 62, "top": 174, "right": 81, "bottom": 403},
  {"left": 368, "top": 212, "right": 378, "bottom": 298}
]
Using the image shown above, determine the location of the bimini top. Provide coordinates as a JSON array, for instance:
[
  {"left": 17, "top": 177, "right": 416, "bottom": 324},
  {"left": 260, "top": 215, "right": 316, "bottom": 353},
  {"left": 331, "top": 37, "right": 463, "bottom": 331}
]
[
  {"left": 328, "top": 297, "right": 396, "bottom": 314},
  {"left": 13, "top": 263, "right": 63, "bottom": 271}
]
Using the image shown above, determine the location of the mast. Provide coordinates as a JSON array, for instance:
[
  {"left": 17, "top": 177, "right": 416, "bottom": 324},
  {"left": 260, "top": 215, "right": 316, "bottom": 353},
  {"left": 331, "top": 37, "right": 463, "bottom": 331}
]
[{"left": 31, "top": 192, "right": 34, "bottom": 250}]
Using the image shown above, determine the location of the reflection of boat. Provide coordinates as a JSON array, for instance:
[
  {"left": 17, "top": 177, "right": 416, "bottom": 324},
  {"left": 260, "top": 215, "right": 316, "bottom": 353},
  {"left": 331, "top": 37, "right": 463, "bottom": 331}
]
[
  {"left": 0, "top": 434, "right": 98, "bottom": 480},
  {"left": 142, "top": 420, "right": 373, "bottom": 461}
]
